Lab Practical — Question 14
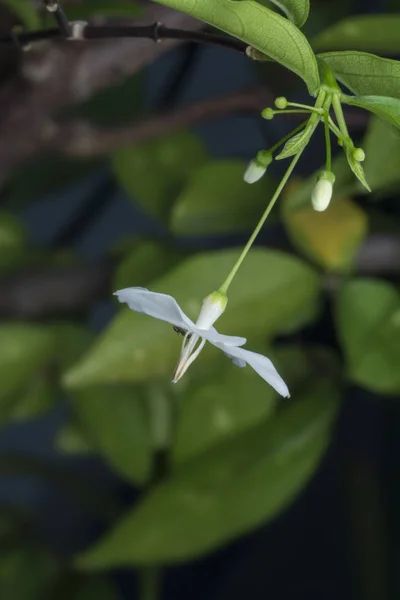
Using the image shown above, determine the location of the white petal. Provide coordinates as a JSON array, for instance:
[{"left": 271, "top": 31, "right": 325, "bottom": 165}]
[
  {"left": 194, "top": 325, "right": 246, "bottom": 347},
  {"left": 213, "top": 342, "right": 290, "bottom": 398},
  {"left": 114, "top": 288, "right": 194, "bottom": 329}
]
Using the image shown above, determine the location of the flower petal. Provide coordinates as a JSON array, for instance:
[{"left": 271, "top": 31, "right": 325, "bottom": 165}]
[
  {"left": 213, "top": 342, "right": 290, "bottom": 398},
  {"left": 114, "top": 288, "right": 194, "bottom": 329},
  {"left": 194, "top": 326, "right": 246, "bottom": 347}
]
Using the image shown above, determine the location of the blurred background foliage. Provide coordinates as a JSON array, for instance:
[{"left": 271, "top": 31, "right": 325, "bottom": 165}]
[{"left": 0, "top": 1, "right": 399, "bottom": 600}]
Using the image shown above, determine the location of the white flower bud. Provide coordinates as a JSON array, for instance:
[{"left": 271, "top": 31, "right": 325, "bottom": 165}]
[
  {"left": 311, "top": 171, "right": 335, "bottom": 212},
  {"left": 244, "top": 160, "right": 266, "bottom": 184}
]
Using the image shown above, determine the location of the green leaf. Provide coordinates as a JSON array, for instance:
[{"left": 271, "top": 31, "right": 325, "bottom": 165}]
[
  {"left": 313, "top": 15, "right": 400, "bottom": 54},
  {"left": 64, "top": 249, "right": 321, "bottom": 388},
  {"left": 0, "top": 324, "right": 55, "bottom": 409},
  {"left": 52, "top": 324, "right": 95, "bottom": 372},
  {"left": 256, "top": 0, "right": 309, "bottom": 27},
  {"left": 275, "top": 128, "right": 313, "bottom": 160},
  {"left": 70, "top": 384, "right": 151, "bottom": 485},
  {"left": 112, "top": 131, "right": 208, "bottom": 219},
  {"left": 172, "top": 349, "right": 277, "bottom": 463},
  {"left": 113, "top": 241, "right": 182, "bottom": 291},
  {"left": 362, "top": 116, "right": 400, "bottom": 194},
  {"left": 0, "top": 212, "right": 27, "bottom": 273},
  {"left": 56, "top": 422, "right": 94, "bottom": 455},
  {"left": 284, "top": 194, "right": 368, "bottom": 271},
  {"left": 318, "top": 52, "right": 400, "bottom": 98},
  {"left": 336, "top": 279, "right": 400, "bottom": 394},
  {"left": 345, "top": 147, "right": 371, "bottom": 192},
  {"left": 6, "top": 374, "right": 55, "bottom": 424},
  {"left": 2, "top": 0, "right": 41, "bottom": 29},
  {"left": 0, "top": 546, "right": 57, "bottom": 600},
  {"left": 155, "top": 0, "right": 320, "bottom": 94},
  {"left": 341, "top": 94, "right": 400, "bottom": 131},
  {"left": 170, "top": 160, "right": 277, "bottom": 236},
  {"left": 76, "top": 379, "right": 338, "bottom": 566}
]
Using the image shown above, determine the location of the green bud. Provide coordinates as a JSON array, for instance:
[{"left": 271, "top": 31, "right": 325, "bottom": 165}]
[
  {"left": 262, "top": 108, "right": 275, "bottom": 120},
  {"left": 353, "top": 147, "right": 365, "bottom": 162},
  {"left": 256, "top": 150, "right": 273, "bottom": 168},
  {"left": 275, "top": 97, "right": 288, "bottom": 109}
]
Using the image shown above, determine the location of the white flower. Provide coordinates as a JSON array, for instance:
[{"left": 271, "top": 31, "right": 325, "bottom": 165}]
[
  {"left": 244, "top": 160, "right": 266, "bottom": 184},
  {"left": 311, "top": 170, "right": 335, "bottom": 212},
  {"left": 114, "top": 287, "right": 290, "bottom": 398}
]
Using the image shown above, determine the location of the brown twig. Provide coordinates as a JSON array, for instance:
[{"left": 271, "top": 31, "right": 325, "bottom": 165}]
[
  {"left": 0, "top": 4, "right": 203, "bottom": 181},
  {"left": 56, "top": 85, "right": 276, "bottom": 156}
]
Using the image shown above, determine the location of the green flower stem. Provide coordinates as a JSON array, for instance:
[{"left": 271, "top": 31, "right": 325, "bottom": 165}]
[
  {"left": 322, "top": 95, "right": 333, "bottom": 171},
  {"left": 219, "top": 150, "right": 303, "bottom": 294},
  {"left": 327, "top": 116, "right": 344, "bottom": 141},
  {"left": 286, "top": 101, "right": 323, "bottom": 114},
  {"left": 332, "top": 93, "right": 350, "bottom": 141},
  {"left": 219, "top": 89, "right": 326, "bottom": 294}
]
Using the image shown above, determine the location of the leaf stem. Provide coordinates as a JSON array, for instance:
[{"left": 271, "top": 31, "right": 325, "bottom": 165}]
[{"left": 332, "top": 93, "right": 350, "bottom": 140}]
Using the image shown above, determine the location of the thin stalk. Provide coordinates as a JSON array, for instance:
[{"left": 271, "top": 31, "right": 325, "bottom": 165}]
[
  {"left": 332, "top": 93, "right": 350, "bottom": 140},
  {"left": 219, "top": 150, "right": 303, "bottom": 294},
  {"left": 268, "top": 120, "right": 308, "bottom": 154}
]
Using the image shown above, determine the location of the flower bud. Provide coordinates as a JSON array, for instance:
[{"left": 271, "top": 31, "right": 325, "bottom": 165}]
[
  {"left": 353, "top": 147, "right": 365, "bottom": 162},
  {"left": 261, "top": 107, "right": 275, "bottom": 120},
  {"left": 243, "top": 151, "right": 272, "bottom": 184},
  {"left": 275, "top": 97, "right": 288, "bottom": 109},
  {"left": 311, "top": 170, "right": 335, "bottom": 212}
]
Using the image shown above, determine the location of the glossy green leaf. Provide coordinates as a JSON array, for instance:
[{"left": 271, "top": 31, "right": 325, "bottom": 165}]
[
  {"left": 172, "top": 350, "right": 277, "bottom": 463},
  {"left": 2, "top": 0, "right": 40, "bottom": 29},
  {"left": 284, "top": 194, "right": 368, "bottom": 271},
  {"left": 77, "top": 379, "right": 337, "bottom": 566},
  {"left": 313, "top": 15, "right": 400, "bottom": 54},
  {"left": 341, "top": 94, "right": 400, "bottom": 131},
  {"left": 71, "top": 384, "right": 151, "bottom": 485},
  {"left": 171, "top": 160, "right": 277, "bottom": 236},
  {"left": 0, "top": 324, "right": 55, "bottom": 408},
  {"left": 0, "top": 546, "right": 57, "bottom": 600},
  {"left": 155, "top": 0, "right": 319, "bottom": 93},
  {"left": 362, "top": 116, "right": 400, "bottom": 193},
  {"left": 268, "top": 0, "right": 309, "bottom": 27},
  {"left": 319, "top": 52, "right": 400, "bottom": 98},
  {"left": 64, "top": 249, "right": 321, "bottom": 388},
  {"left": 0, "top": 212, "right": 27, "bottom": 273},
  {"left": 112, "top": 131, "right": 208, "bottom": 219},
  {"left": 336, "top": 279, "right": 400, "bottom": 394},
  {"left": 113, "top": 241, "right": 182, "bottom": 291}
]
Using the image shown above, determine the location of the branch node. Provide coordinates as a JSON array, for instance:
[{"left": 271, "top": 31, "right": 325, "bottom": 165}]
[
  {"left": 153, "top": 22, "right": 163, "bottom": 43},
  {"left": 68, "top": 21, "right": 89, "bottom": 41}
]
